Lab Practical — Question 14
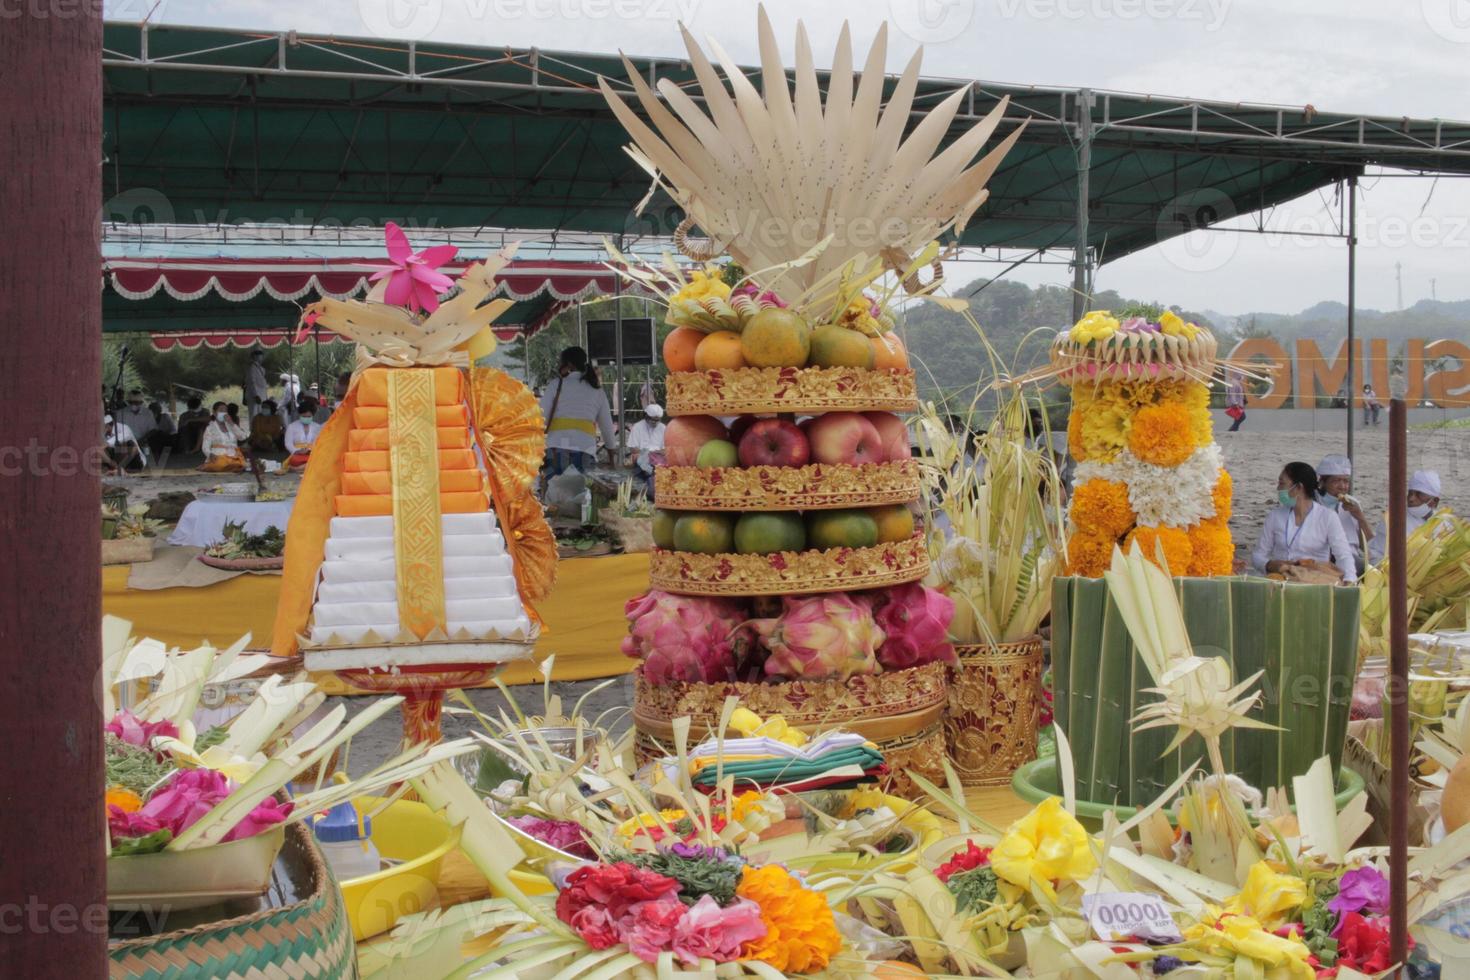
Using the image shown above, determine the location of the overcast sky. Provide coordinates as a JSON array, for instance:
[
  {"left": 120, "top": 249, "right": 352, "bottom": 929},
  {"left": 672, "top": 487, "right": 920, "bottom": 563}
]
[{"left": 108, "top": 0, "right": 1470, "bottom": 317}]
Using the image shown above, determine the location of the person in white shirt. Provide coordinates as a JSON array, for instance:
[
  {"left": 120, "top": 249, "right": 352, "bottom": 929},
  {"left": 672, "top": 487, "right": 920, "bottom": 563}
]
[
  {"left": 1407, "top": 470, "right": 1443, "bottom": 535},
  {"left": 117, "top": 389, "right": 156, "bottom": 445},
  {"left": 538, "top": 346, "right": 616, "bottom": 477},
  {"left": 284, "top": 397, "right": 323, "bottom": 469},
  {"left": 279, "top": 373, "right": 302, "bottom": 420},
  {"left": 102, "top": 414, "right": 141, "bottom": 474},
  {"left": 244, "top": 348, "right": 269, "bottom": 418},
  {"left": 1252, "top": 461, "right": 1357, "bottom": 582},
  {"left": 197, "top": 401, "right": 248, "bottom": 472},
  {"left": 1316, "top": 454, "right": 1375, "bottom": 573},
  {"left": 626, "top": 403, "right": 667, "bottom": 496}
]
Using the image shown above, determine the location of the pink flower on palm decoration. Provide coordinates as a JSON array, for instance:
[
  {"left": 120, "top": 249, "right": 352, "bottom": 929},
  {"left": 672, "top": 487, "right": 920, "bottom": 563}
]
[
  {"left": 369, "top": 222, "right": 459, "bottom": 314},
  {"left": 105, "top": 710, "right": 180, "bottom": 751}
]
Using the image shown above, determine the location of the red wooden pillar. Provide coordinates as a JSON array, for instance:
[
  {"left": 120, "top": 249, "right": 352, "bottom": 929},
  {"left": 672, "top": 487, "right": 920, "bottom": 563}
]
[{"left": 0, "top": 6, "right": 106, "bottom": 976}]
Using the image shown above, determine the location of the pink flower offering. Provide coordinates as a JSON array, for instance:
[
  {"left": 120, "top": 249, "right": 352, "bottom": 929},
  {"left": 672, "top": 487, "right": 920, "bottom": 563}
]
[
  {"left": 105, "top": 710, "right": 180, "bottom": 751},
  {"left": 369, "top": 221, "right": 458, "bottom": 314},
  {"left": 140, "top": 768, "right": 232, "bottom": 836},
  {"left": 671, "top": 895, "right": 767, "bottom": 965},
  {"left": 620, "top": 898, "right": 688, "bottom": 962},
  {"left": 1329, "top": 865, "right": 1390, "bottom": 920}
]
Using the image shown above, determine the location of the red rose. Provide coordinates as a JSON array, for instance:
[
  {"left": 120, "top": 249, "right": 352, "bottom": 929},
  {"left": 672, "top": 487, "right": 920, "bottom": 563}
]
[
  {"left": 556, "top": 862, "right": 682, "bottom": 925},
  {"left": 1333, "top": 913, "right": 1412, "bottom": 975}
]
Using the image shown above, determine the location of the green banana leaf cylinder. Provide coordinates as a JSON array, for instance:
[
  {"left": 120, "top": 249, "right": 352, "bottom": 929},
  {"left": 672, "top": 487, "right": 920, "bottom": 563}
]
[{"left": 1051, "top": 575, "right": 1360, "bottom": 806}]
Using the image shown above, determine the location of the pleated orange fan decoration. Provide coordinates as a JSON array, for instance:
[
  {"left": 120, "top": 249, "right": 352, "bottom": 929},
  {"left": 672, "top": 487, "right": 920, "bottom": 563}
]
[
  {"left": 491, "top": 485, "right": 558, "bottom": 605},
  {"left": 469, "top": 366, "right": 546, "bottom": 496}
]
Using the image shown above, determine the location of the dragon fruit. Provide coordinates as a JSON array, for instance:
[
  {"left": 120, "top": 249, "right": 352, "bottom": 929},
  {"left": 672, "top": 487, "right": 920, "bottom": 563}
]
[
  {"left": 752, "top": 594, "right": 884, "bottom": 681},
  {"left": 621, "top": 591, "right": 750, "bottom": 684},
  {"left": 871, "top": 584, "right": 957, "bottom": 671}
]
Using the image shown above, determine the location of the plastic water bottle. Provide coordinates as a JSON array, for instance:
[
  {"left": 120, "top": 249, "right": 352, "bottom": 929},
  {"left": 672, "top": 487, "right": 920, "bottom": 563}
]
[{"left": 312, "top": 801, "right": 382, "bottom": 881}]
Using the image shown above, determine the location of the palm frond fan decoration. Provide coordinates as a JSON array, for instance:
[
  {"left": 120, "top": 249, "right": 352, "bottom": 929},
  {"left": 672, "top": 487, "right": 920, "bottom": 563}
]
[
  {"left": 494, "top": 485, "right": 558, "bottom": 604},
  {"left": 469, "top": 366, "right": 546, "bottom": 494},
  {"left": 597, "top": 6, "right": 1027, "bottom": 312}
]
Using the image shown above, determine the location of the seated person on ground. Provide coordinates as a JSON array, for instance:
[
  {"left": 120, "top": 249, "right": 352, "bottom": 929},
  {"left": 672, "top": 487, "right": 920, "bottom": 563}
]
[
  {"left": 284, "top": 397, "right": 323, "bottom": 469},
  {"left": 248, "top": 399, "right": 285, "bottom": 452},
  {"left": 102, "top": 413, "right": 141, "bottom": 474},
  {"left": 197, "top": 401, "right": 249, "bottom": 473},
  {"left": 177, "top": 396, "right": 209, "bottom": 452}
]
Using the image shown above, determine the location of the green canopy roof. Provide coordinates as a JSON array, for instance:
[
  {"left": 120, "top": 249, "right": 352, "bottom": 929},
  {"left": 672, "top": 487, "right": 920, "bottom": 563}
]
[{"left": 103, "top": 21, "right": 1470, "bottom": 264}]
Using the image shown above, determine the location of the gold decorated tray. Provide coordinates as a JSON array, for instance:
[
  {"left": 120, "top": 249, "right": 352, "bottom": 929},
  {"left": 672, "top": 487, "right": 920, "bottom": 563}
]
[
  {"left": 665, "top": 366, "right": 917, "bottom": 416},
  {"left": 653, "top": 459, "right": 920, "bottom": 511},
  {"left": 648, "top": 533, "right": 928, "bottom": 597}
]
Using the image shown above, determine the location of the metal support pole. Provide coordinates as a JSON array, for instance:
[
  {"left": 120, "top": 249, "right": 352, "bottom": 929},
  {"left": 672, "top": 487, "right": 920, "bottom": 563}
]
[
  {"left": 1388, "top": 396, "right": 1408, "bottom": 972},
  {"left": 0, "top": 7, "right": 106, "bottom": 976},
  {"left": 1346, "top": 175, "right": 1358, "bottom": 467},
  {"left": 613, "top": 235, "right": 626, "bottom": 467},
  {"left": 1072, "top": 90, "right": 1094, "bottom": 324}
]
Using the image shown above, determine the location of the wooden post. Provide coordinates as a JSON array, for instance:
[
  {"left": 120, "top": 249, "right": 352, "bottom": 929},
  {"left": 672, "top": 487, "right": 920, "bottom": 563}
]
[
  {"left": 0, "top": 6, "right": 106, "bottom": 976},
  {"left": 1388, "top": 397, "right": 1409, "bottom": 971}
]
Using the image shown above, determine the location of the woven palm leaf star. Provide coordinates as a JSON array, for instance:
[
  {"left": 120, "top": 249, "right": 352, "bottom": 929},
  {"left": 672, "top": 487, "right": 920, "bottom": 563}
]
[
  {"left": 1104, "top": 543, "right": 1277, "bottom": 775},
  {"left": 597, "top": 5, "right": 1027, "bottom": 309}
]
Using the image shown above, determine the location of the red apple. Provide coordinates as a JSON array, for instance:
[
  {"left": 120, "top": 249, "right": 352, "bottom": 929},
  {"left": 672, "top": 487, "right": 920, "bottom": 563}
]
[
  {"left": 728, "top": 414, "right": 761, "bottom": 446},
  {"left": 664, "top": 415, "right": 729, "bottom": 466},
  {"left": 738, "top": 419, "right": 811, "bottom": 468},
  {"left": 864, "top": 411, "right": 912, "bottom": 462},
  {"left": 806, "top": 411, "right": 884, "bottom": 466}
]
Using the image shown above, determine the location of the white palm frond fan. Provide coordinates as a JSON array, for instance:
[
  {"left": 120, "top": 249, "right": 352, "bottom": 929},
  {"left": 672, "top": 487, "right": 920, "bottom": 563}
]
[{"left": 598, "top": 5, "right": 1027, "bottom": 311}]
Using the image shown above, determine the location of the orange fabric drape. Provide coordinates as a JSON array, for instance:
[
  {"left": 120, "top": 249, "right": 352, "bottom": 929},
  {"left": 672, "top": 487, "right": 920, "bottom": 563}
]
[
  {"left": 347, "top": 427, "right": 471, "bottom": 452},
  {"left": 343, "top": 449, "right": 474, "bottom": 472},
  {"left": 354, "top": 367, "right": 461, "bottom": 407},
  {"left": 353, "top": 405, "right": 467, "bottom": 429},
  {"left": 342, "top": 469, "right": 482, "bottom": 496}
]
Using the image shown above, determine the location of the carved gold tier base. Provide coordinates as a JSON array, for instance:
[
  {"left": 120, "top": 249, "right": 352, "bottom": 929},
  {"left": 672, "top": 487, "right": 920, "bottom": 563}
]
[
  {"left": 944, "top": 637, "right": 1044, "bottom": 786},
  {"left": 632, "top": 662, "right": 949, "bottom": 800},
  {"left": 665, "top": 366, "right": 917, "bottom": 416},
  {"left": 648, "top": 533, "right": 928, "bottom": 597},
  {"left": 654, "top": 459, "right": 920, "bottom": 511}
]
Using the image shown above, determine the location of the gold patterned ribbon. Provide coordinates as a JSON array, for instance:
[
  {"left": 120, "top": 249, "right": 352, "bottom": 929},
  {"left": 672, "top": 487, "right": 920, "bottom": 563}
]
[{"left": 388, "top": 368, "right": 446, "bottom": 639}]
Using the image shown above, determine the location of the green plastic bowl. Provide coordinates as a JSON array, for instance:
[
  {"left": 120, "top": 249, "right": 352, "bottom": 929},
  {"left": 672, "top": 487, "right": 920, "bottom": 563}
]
[{"left": 1011, "top": 756, "right": 1365, "bottom": 832}]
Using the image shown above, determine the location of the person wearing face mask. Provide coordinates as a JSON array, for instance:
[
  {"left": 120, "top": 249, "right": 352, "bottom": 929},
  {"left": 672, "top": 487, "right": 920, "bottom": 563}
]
[
  {"left": 197, "top": 401, "right": 248, "bottom": 472},
  {"left": 1315, "top": 454, "right": 1376, "bottom": 573},
  {"left": 1407, "top": 470, "right": 1443, "bottom": 535},
  {"left": 284, "top": 397, "right": 322, "bottom": 470},
  {"left": 1251, "top": 460, "right": 1357, "bottom": 582}
]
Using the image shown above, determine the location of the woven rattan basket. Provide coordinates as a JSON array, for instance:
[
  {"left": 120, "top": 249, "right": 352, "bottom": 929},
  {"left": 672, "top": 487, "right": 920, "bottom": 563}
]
[{"left": 108, "top": 823, "right": 357, "bottom": 979}]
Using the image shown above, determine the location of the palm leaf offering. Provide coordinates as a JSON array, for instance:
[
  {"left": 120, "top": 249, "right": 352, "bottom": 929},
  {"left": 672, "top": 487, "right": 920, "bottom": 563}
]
[
  {"left": 1359, "top": 510, "right": 1470, "bottom": 664},
  {"left": 597, "top": 6, "right": 1025, "bottom": 314}
]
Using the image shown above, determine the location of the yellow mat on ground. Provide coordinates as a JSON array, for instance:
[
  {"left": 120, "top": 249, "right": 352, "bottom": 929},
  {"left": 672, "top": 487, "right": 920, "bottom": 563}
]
[{"left": 101, "top": 552, "right": 646, "bottom": 685}]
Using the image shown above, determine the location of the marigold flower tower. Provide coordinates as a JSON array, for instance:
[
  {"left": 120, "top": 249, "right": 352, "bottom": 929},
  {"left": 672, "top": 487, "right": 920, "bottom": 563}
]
[
  {"left": 271, "top": 233, "right": 557, "bottom": 743},
  {"left": 600, "top": 9, "right": 1025, "bottom": 796},
  {"left": 1044, "top": 307, "right": 1361, "bottom": 806}
]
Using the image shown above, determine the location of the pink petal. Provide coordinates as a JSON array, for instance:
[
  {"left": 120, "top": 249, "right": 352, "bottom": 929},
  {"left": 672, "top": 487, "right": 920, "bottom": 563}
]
[
  {"left": 415, "top": 243, "right": 459, "bottom": 270},
  {"left": 383, "top": 222, "right": 413, "bottom": 263},
  {"left": 382, "top": 272, "right": 413, "bottom": 309}
]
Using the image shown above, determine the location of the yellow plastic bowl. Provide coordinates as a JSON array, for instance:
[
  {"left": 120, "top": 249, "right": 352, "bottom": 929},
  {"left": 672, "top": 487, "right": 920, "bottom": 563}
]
[{"left": 337, "top": 796, "right": 462, "bottom": 942}]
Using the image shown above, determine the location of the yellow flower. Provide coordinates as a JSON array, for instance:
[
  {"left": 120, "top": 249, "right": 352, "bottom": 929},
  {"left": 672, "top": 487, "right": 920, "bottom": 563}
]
[
  {"left": 1211, "top": 469, "right": 1233, "bottom": 522},
  {"left": 1065, "top": 530, "right": 1115, "bottom": 578},
  {"left": 990, "top": 797, "right": 1097, "bottom": 899},
  {"left": 672, "top": 268, "right": 732, "bottom": 305},
  {"left": 1187, "top": 518, "right": 1233, "bottom": 576},
  {"left": 1070, "top": 478, "right": 1136, "bottom": 539},
  {"left": 737, "top": 865, "right": 842, "bottom": 974},
  {"left": 1225, "top": 862, "right": 1308, "bottom": 930},
  {"left": 728, "top": 708, "right": 807, "bottom": 746},
  {"left": 1127, "top": 402, "right": 1197, "bottom": 467},
  {"left": 1124, "top": 525, "right": 1194, "bottom": 575},
  {"left": 1184, "top": 908, "right": 1315, "bottom": 979},
  {"left": 1071, "top": 398, "right": 1131, "bottom": 463},
  {"left": 1070, "top": 310, "right": 1119, "bottom": 344},
  {"left": 1159, "top": 311, "right": 1201, "bottom": 339},
  {"left": 105, "top": 786, "right": 143, "bottom": 813}
]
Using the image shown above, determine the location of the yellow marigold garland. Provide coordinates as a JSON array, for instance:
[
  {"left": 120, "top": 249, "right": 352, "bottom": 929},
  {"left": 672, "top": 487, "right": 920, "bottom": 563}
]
[
  {"left": 1125, "top": 525, "right": 1194, "bottom": 575},
  {"left": 1211, "top": 469, "right": 1233, "bottom": 522},
  {"left": 1065, "top": 529, "right": 1115, "bottom": 578},
  {"left": 736, "top": 865, "right": 842, "bottom": 974},
  {"left": 1070, "top": 478, "right": 1136, "bottom": 539},
  {"left": 1187, "top": 518, "right": 1234, "bottom": 576},
  {"left": 1127, "top": 402, "right": 1197, "bottom": 467}
]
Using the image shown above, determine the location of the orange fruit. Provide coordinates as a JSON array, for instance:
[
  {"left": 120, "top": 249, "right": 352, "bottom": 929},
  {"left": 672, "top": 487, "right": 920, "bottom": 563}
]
[
  {"left": 871, "top": 332, "right": 909, "bottom": 371},
  {"left": 694, "top": 330, "right": 748, "bottom": 371},
  {"left": 662, "top": 327, "right": 704, "bottom": 373},
  {"left": 740, "top": 308, "right": 811, "bottom": 368},
  {"left": 869, "top": 504, "right": 915, "bottom": 543},
  {"left": 671, "top": 512, "right": 735, "bottom": 554},
  {"left": 809, "top": 324, "right": 876, "bottom": 369},
  {"left": 806, "top": 509, "right": 879, "bottom": 550}
]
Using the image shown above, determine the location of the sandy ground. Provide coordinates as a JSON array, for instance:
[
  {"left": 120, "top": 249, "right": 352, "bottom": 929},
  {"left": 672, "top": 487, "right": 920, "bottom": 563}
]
[{"left": 104, "top": 417, "right": 1468, "bottom": 768}]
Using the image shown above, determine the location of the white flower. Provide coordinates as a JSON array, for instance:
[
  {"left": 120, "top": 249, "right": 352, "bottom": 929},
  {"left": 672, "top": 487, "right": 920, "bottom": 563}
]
[{"left": 1075, "top": 444, "right": 1223, "bottom": 528}]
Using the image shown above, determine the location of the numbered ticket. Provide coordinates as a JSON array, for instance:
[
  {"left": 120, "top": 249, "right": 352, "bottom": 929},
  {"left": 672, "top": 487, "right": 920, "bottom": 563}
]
[{"left": 1081, "top": 892, "right": 1183, "bottom": 943}]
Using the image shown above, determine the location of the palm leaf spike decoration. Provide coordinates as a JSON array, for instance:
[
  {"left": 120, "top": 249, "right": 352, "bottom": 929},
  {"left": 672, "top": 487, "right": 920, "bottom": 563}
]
[
  {"left": 1102, "top": 543, "right": 1280, "bottom": 780},
  {"left": 596, "top": 5, "right": 1028, "bottom": 315}
]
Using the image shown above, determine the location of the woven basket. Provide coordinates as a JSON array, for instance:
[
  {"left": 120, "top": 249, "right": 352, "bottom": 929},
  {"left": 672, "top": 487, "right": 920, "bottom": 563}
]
[
  {"left": 108, "top": 823, "right": 357, "bottom": 980},
  {"left": 102, "top": 537, "right": 155, "bottom": 566},
  {"left": 648, "top": 534, "right": 929, "bottom": 597},
  {"left": 600, "top": 509, "right": 655, "bottom": 553},
  {"left": 632, "top": 662, "right": 949, "bottom": 799},
  {"left": 944, "top": 637, "right": 1044, "bottom": 786}
]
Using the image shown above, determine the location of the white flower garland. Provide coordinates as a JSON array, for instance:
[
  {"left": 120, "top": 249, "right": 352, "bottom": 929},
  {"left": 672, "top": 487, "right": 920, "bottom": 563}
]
[{"left": 1074, "top": 443, "right": 1224, "bottom": 529}]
